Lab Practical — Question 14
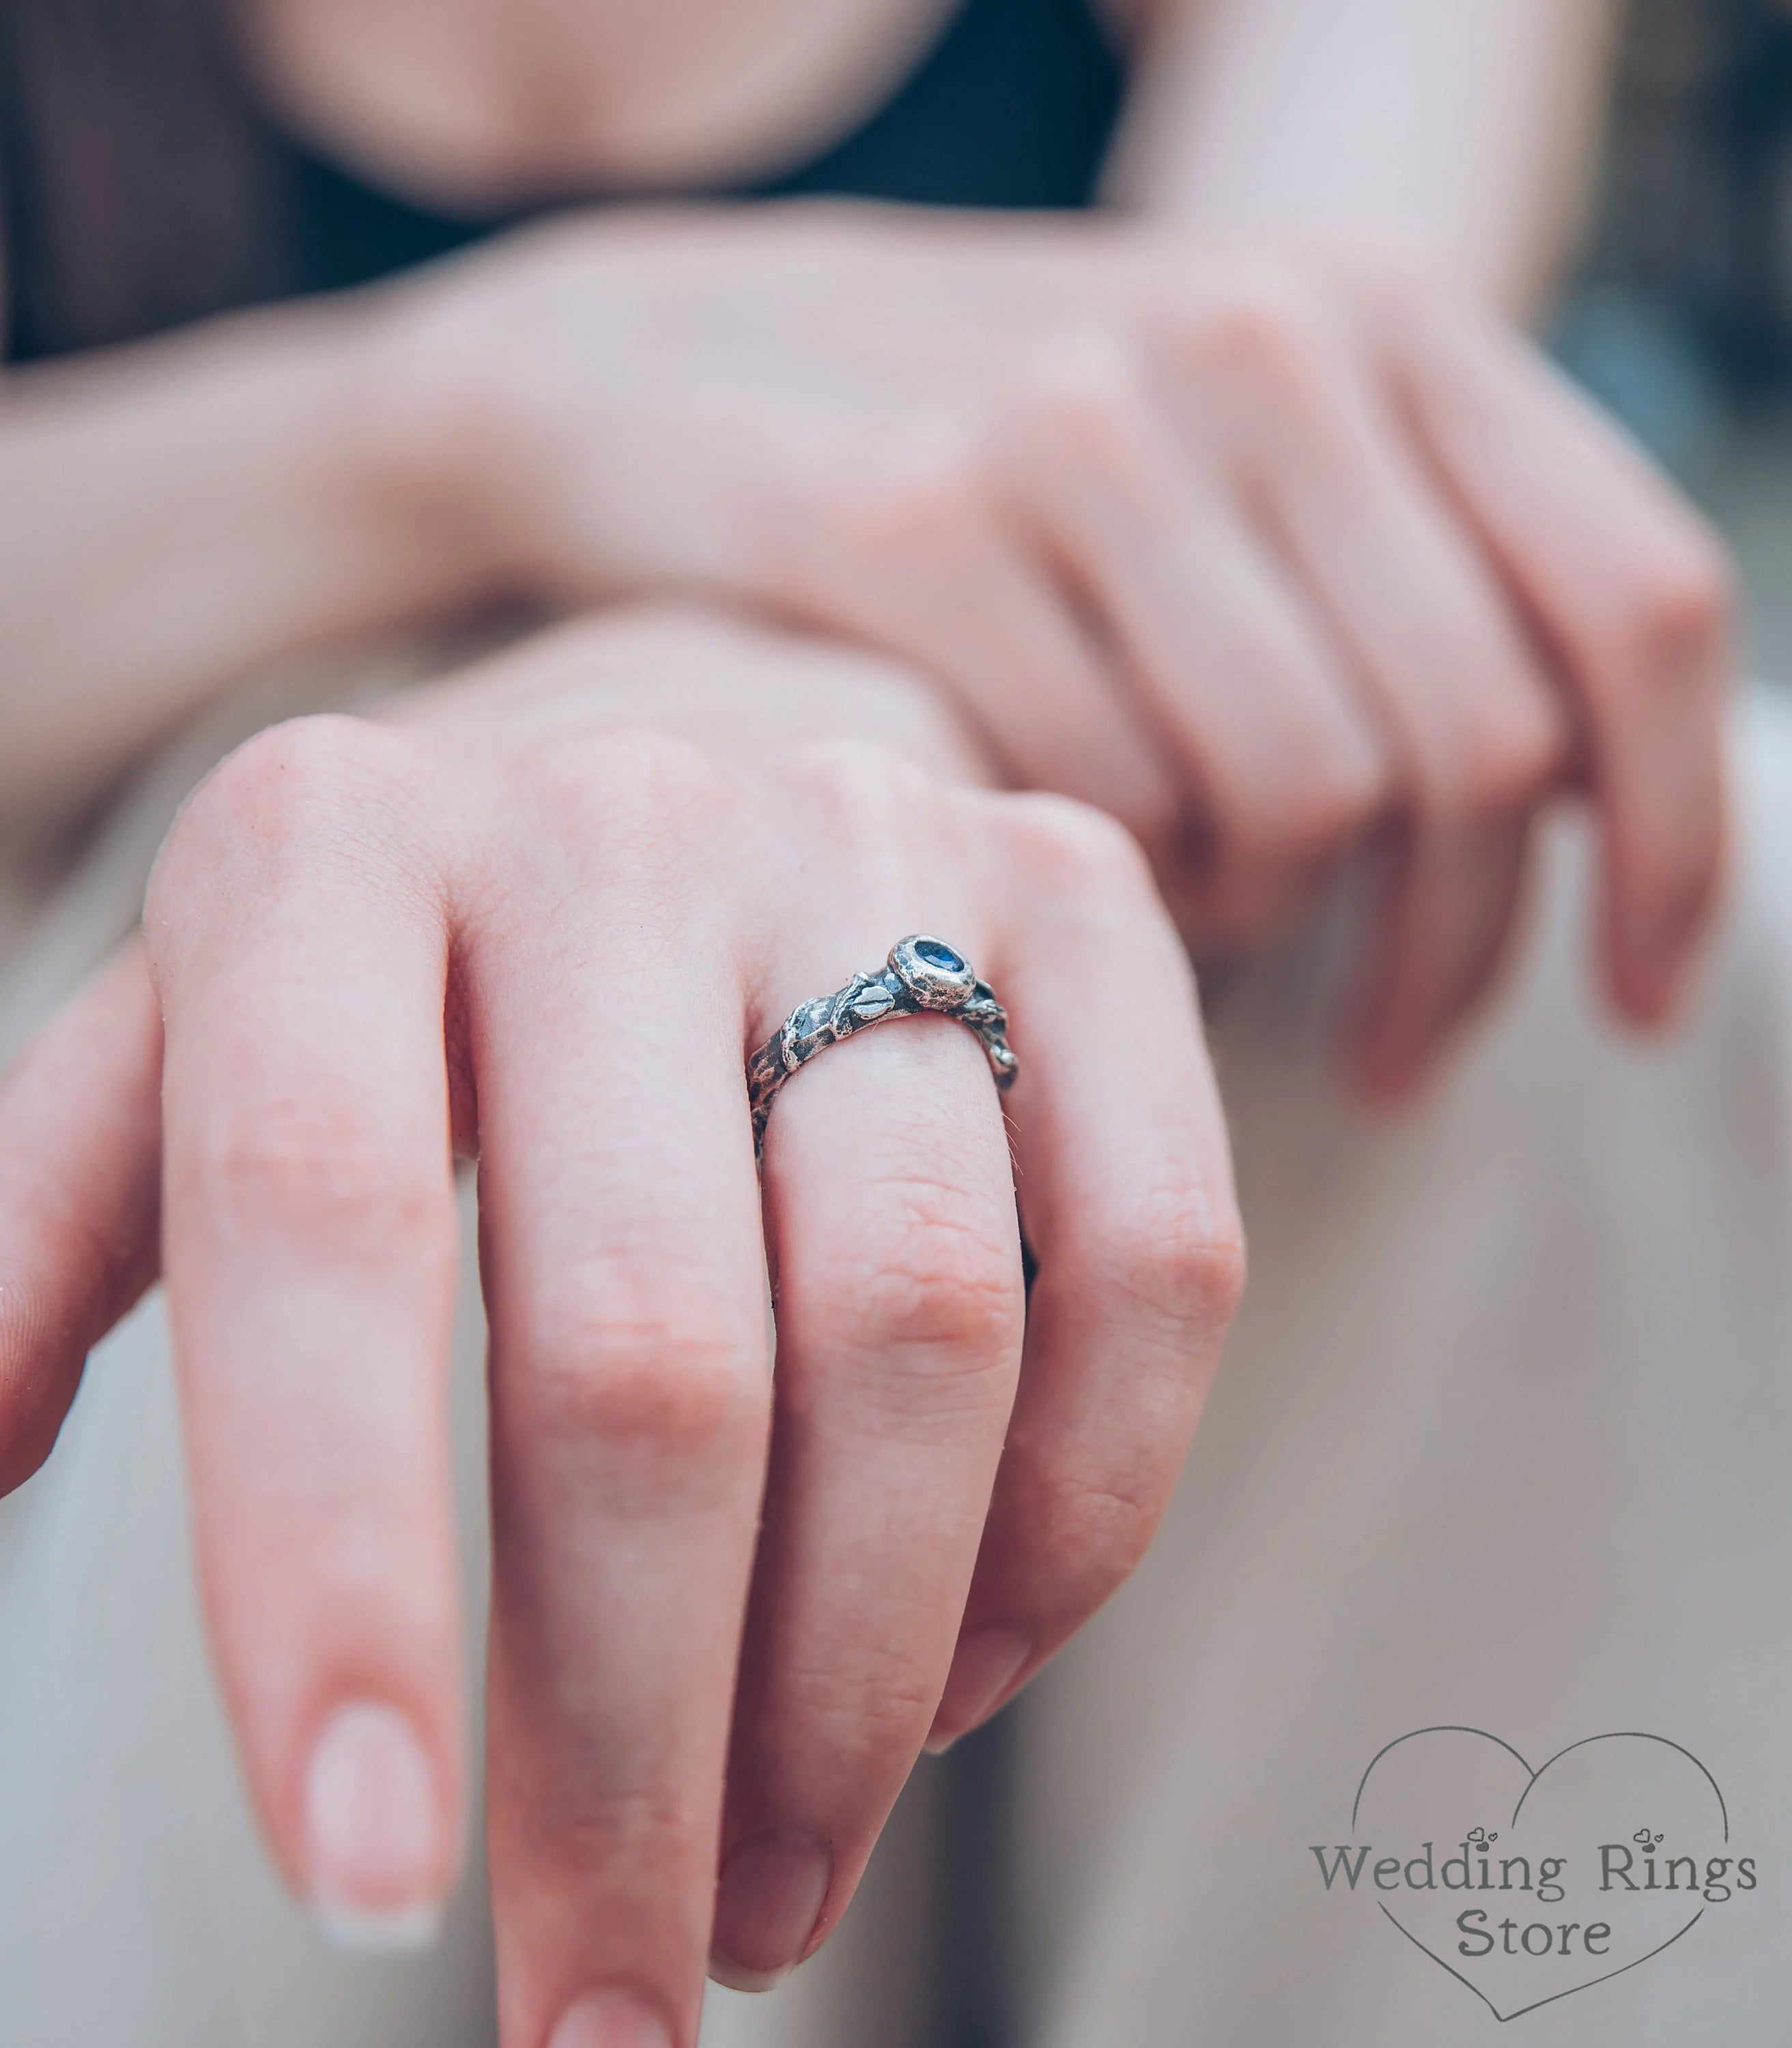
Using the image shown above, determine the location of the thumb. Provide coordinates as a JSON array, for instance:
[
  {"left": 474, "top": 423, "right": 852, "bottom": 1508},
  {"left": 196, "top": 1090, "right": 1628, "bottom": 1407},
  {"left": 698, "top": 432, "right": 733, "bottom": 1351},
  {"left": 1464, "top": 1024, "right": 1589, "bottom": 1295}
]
[{"left": 0, "top": 940, "right": 163, "bottom": 1494}]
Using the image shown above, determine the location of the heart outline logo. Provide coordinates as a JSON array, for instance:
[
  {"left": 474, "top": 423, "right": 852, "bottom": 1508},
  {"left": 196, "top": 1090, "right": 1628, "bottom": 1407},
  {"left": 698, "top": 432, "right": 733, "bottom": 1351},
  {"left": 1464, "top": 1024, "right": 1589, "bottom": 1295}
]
[{"left": 1350, "top": 1726, "right": 1731, "bottom": 2023}]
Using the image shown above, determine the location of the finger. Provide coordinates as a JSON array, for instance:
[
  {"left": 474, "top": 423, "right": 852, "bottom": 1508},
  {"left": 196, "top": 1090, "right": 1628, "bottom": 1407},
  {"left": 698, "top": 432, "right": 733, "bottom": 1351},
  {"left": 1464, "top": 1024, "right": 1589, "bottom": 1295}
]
[
  {"left": 148, "top": 717, "right": 465, "bottom": 1942},
  {"left": 1392, "top": 302, "right": 1734, "bottom": 1025},
  {"left": 790, "top": 456, "right": 1186, "bottom": 849},
  {"left": 1001, "top": 334, "right": 1389, "bottom": 941},
  {"left": 715, "top": 751, "right": 1024, "bottom": 1991},
  {"left": 1346, "top": 806, "right": 1537, "bottom": 1101},
  {"left": 462, "top": 733, "right": 771, "bottom": 2048},
  {"left": 1205, "top": 303, "right": 1567, "bottom": 1096},
  {"left": 925, "top": 795, "right": 1243, "bottom": 1749},
  {"left": 0, "top": 942, "right": 162, "bottom": 1494}
]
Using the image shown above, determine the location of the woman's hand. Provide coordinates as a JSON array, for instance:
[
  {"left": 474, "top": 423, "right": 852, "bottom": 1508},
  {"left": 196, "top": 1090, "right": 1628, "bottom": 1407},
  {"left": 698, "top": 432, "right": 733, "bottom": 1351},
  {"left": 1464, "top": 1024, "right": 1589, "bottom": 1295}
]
[
  {"left": 0, "top": 608, "right": 1242, "bottom": 2047},
  {"left": 390, "top": 206, "right": 1734, "bottom": 1096}
]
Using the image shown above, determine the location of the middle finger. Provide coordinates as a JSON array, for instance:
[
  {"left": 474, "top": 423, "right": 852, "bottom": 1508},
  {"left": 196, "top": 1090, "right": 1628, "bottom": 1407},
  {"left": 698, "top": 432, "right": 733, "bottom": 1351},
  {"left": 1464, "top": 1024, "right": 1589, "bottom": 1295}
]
[{"left": 460, "top": 734, "right": 773, "bottom": 2048}]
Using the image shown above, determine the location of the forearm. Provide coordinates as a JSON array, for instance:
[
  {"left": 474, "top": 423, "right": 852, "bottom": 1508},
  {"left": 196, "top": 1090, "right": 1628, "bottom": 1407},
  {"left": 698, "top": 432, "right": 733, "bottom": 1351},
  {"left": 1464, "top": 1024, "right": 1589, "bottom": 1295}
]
[
  {"left": 0, "top": 294, "right": 492, "bottom": 829},
  {"left": 1109, "top": 0, "right": 1621, "bottom": 315}
]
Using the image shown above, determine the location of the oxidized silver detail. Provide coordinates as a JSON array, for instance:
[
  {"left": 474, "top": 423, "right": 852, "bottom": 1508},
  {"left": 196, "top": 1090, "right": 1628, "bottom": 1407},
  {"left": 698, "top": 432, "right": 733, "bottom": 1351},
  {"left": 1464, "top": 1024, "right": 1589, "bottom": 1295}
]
[{"left": 748, "top": 934, "right": 1016, "bottom": 1157}]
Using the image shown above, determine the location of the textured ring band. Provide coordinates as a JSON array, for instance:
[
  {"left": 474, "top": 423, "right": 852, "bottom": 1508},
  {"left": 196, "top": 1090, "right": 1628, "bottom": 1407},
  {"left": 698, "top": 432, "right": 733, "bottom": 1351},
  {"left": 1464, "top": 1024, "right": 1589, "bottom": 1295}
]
[{"left": 748, "top": 934, "right": 1018, "bottom": 1158}]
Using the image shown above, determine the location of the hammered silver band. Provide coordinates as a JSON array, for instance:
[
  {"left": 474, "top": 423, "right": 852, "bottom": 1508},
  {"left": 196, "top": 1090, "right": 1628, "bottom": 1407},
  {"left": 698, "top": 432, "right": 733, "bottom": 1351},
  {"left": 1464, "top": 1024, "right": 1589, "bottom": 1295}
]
[{"left": 748, "top": 934, "right": 1017, "bottom": 1157}]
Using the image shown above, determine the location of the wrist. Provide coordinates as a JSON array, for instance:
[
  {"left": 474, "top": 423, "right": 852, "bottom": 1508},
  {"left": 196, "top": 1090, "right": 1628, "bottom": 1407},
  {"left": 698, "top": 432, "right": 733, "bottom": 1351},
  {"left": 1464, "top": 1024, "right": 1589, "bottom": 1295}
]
[
  {"left": 0, "top": 294, "right": 515, "bottom": 829},
  {"left": 360, "top": 229, "right": 635, "bottom": 608},
  {"left": 340, "top": 283, "right": 526, "bottom": 616},
  {"left": 365, "top": 214, "right": 736, "bottom": 606}
]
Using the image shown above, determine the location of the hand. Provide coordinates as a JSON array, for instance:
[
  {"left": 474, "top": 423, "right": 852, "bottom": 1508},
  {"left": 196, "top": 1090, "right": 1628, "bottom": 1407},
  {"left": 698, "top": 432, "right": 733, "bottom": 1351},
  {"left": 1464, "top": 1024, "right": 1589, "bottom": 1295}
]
[
  {"left": 388, "top": 207, "right": 1734, "bottom": 1096},
  {"left": 0, "top": 607, "right": 1242, "bottom": 2046}
]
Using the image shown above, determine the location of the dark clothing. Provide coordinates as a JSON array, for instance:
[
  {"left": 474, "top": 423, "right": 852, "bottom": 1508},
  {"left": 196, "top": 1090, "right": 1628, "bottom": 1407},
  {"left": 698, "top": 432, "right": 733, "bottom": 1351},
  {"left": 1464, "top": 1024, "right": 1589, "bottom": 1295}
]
[
  {"left": 293, "top": 0, "right": 1124, "bottom": 296},
  {"left": 3, "top": 0, "right": 1124, "bottom": 360}
]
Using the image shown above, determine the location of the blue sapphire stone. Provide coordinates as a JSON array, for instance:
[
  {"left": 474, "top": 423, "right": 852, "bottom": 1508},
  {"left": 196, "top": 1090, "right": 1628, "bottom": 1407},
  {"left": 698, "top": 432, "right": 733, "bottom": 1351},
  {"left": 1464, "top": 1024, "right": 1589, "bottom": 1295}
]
[{"left": 915, "top": 939, "right": 964, "bottom": 972}]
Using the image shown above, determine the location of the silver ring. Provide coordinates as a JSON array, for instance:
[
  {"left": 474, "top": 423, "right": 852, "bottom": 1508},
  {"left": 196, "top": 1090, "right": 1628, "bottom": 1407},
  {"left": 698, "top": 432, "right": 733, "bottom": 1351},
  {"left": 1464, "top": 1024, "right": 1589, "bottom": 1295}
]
[{"left": 748, "top": 935, "right": 1017, "bottom": 1157}]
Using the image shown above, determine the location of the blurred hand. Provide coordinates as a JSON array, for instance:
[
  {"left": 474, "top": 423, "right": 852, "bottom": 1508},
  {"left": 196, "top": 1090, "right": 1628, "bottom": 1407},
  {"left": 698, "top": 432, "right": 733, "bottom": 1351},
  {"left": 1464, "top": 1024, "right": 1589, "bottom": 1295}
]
[
  {"left": 0, "top": 607, "right": 1241, "bottom": 2047},
  {"left": 390, "top": 206, "right": 1735, "bottom": 1096}
]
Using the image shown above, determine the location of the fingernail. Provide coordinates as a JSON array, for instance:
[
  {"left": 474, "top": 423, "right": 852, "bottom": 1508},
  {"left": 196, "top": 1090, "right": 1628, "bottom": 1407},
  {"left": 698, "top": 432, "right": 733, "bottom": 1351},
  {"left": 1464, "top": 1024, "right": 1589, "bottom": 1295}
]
[
  {"left": 1346, "top": 1045, "right": 1432, "bottom": 1113},
  {"left": 1621, "top": 928, "right": 1696, "bottom": 1033},
  {"left": 924, "top": 1625, "right": 1032, "bottom": 1753},
  {"left": 547, "top": 1990, "right": 672, "bottom": 2048},
  {"left": 709, "top": 1829, "right": 834, "bottom": 1990},
  {"left": 303, "top": 1700, "right": 444, "bottom": 1950}
]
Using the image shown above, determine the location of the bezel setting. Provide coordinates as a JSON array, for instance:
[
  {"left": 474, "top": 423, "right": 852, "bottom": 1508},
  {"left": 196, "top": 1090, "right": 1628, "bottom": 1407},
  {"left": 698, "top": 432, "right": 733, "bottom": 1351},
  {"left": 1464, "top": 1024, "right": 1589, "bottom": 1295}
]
[
  {"left": 745, "top": 933, "right": 1017, "bottom": 1160},
  {"left": 889, "top": 934, "right": 978, "bottom": 1012}
]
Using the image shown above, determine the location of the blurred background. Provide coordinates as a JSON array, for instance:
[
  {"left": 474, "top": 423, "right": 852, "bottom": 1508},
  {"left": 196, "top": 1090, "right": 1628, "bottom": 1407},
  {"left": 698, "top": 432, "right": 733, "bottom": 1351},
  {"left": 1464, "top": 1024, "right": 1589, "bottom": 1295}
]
[
  {"left": 1561, "top": 0, "right": 1792, "bottom": 674},
  {"left": 3, "top": 5, "right": 1791, "bottom": 2045},
  {"left": 932, "top": 6, "right": 1792, "bottom": 2038}
]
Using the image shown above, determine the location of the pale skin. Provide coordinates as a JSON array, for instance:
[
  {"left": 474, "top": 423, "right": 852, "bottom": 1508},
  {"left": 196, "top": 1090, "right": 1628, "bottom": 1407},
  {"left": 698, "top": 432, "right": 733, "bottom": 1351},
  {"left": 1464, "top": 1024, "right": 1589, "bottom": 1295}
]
[
  {"left": 0, "top": 0, "right": 1729, "bottom": 1080},
  {"left": 0, "top": 3, "right": 1739, "bottom": 2045},
  {"left": 1, "top": 607, "right": 1245, "bottom": 2048}
]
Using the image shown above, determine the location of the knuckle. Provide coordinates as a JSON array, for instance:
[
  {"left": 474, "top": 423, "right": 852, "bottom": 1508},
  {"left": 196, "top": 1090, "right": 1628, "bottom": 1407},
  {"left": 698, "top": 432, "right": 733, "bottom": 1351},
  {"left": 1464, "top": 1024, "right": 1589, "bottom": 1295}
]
[
  {"left": 1215, "top": 743, "right": 1386, "bottom": 874},
  {"left": 834, "top": 1177, "right": 1021, "bottom": 1378},
  {"left": 1291, "top": 749, "right": 1389, "bottom": 855},
  {"left": 1120, "top": 775, "right": 1192, "bottom": 868},
  {"left": 1460, "top": 697, "right": 1569, "bottom": 817},
  {"left": 1089, "top": 1186, "right": 1247, "bottom": 1338},
  {"left": 181, "top": 1101, "right": 448, "bottom": 1252},
  {"left": 547, "top": 1792, "right": 704, "bottom": 1871},
  {"left": 1177, "top": 262, "right": 1330, "bottom": 393},
  {"left": 511, "top": 1277, "right": 765, "bottom": 1455},
  {"left": 826, "top": 653, "right": 999, "bottom": 772},
  {"left": 1025, "top": 1468, "right": 1169, "bottom": 1615},
  {"left": 190, "top": 715, "right": 413, "bottom": 842},
  {"left": 1404, "top": 688, "right": 1567, "bottom": 823},
  {"left": 996, "top": 1214, "right": 1246, "bottom": 1617},
  {"left": 516, "top": 725, "right": 737, "bottom": 844},
  {"left": 1012, "top": 327, "right": 1148, "bottom": 464},
  {"left": 1649, "top": 523, "right": 1735, "bottom": 629},
  {"left": 818, "top": 437, "right": 989, "bottom": 562},
  {"left": 776, "top": 1642, "right": 938, "bottom": 1754},
  {"left": 776, "top": 735, "right": 939, "bottom": 840},
  {"left": 992, "top": 791, "right": 1154, "bottom": 896},
  {"left": 1330, "top": 235, "right": 1446, "bottom": 322},
  {"left": 153, "top": 715, "right": 419, "bottom": 909},
  {"left": 1610, "top": 537, "right": 1736, "bottom": 689}
]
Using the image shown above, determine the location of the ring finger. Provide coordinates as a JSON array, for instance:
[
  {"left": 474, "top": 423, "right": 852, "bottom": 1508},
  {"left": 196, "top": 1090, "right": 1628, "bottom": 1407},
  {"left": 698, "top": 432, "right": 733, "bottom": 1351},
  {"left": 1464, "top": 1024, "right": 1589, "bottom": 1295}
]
[{"left": 713, "top": 748, "right": 1026, "bottom": 1990}]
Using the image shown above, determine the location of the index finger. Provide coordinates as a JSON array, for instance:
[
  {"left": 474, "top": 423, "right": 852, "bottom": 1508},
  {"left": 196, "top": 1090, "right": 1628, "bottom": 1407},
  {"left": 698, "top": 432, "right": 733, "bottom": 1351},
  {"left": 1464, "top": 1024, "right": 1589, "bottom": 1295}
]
[{"left": 148, "top": 720, "right": 466, "bottom": 1944}]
